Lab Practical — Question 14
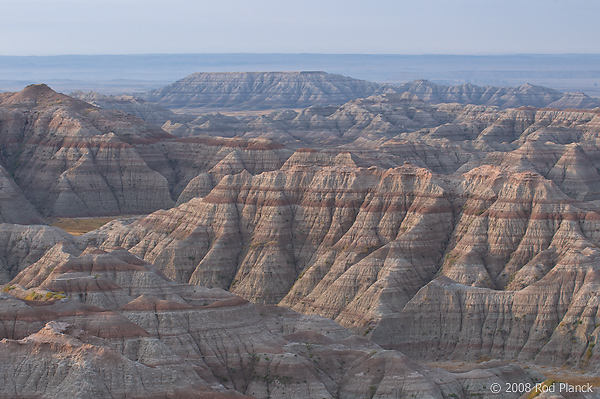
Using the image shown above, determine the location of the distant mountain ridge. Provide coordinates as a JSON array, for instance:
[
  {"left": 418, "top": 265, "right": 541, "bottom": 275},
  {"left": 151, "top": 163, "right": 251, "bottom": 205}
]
[
  {"left": 397, "top": 79, "right": 560, "bottom": 108},
  {"left": 139, "top": 71, "right": 600, "bottom": 113},
  {"left": 141, "top": 71, "right": 392, "bottom": 111}
]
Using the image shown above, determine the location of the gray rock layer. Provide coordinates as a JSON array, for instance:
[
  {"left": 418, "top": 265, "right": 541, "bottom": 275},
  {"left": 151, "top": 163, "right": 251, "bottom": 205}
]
[
  {"left": 142, "top": 71, "right": 389, "bottom": 111},
  {"left": 0, "top": 245, "right": 549, "bottom": 399}
]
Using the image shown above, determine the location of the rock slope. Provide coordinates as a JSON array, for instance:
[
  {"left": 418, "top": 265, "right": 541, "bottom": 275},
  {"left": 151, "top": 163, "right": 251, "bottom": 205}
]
[
  {"left": 3, "top": 85, "right": 600, "bottom": 217},
  {"left": 141, "top": 73, "right": 600, "bottom": 113},
  {"left": 3, "top": 83, "right": 600, "bottom": 388},
  {"left": 171, "top": 92, "right": 600, "bottom": 151},
  {"left": 0, "top": 84, "right": 176, "bottom": 216},
  {"left": 165, "top": 94, "right": 600, "bottom": 207},
  {"left": 142, "top": 71, "right": 390, "bottom": 111},
  {"left": 0, "top": 224, "right": 73, "bottom": 284},
  {"left": 0, "top": 85, "right": 291, "bottom": 217},
  {"left": 394, "top": 80, "right": 600, "bottom": 109},
  {"left": 73, "top": 160, "right": 600, "bottom": 371},
  {"left": 0, "top": 164, "right": 45, "bottom": 224},
  {"left": 71, "top": 91, "right": 195, "bottom": 125},
  {"left": 0, "top": 245, "right": 547, "bottom": 399}
]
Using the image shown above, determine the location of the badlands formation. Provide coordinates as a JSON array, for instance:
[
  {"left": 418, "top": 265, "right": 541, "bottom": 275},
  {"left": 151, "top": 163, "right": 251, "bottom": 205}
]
[
  {"left": 141, "top": 71, "right": 388, "bottom": 111},
  {"left": 1, "top": 74, "right": 600, "bottom": 398},
  {"left": 139, "top": 71, "right": 600, "bottom": 113}
]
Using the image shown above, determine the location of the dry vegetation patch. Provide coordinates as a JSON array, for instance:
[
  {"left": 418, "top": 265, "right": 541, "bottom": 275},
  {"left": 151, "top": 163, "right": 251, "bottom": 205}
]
[{"left": 51, "top": 217, "right": 117, "bottom": 235}]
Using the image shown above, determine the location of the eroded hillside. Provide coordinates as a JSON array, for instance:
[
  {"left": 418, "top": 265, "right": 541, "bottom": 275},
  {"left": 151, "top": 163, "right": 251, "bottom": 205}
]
[{"left": 1, "top": 83, "right": 600, "bottom": 398}]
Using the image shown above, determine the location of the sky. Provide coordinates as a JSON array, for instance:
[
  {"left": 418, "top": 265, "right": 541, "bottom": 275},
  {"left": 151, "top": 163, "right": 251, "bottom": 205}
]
[{"left": 1, "top": 0, "right": 599, "bottom": 56}]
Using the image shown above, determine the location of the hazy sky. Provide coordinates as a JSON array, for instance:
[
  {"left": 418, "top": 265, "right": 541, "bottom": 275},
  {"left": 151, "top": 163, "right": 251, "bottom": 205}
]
[{"left": 1, "top": 0, "right": 599, "bottom": 55}]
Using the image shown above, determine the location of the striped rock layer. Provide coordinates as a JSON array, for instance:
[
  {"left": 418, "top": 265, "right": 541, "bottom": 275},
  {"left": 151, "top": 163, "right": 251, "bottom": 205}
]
[
  {"left": 75, "top": 163, "right": 600, "bottom": 371},
  {"left": 0, "top": 246, "right": 543, "bottom": 399}
]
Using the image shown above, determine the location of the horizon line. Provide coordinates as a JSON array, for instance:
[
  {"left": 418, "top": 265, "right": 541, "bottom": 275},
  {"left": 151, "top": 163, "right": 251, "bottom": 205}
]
[{"left": 2, "top": 52, "right": 600, "bottom": 58}]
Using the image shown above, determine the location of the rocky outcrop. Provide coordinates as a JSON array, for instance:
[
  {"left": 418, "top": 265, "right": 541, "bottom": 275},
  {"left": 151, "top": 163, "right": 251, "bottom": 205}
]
[
  {"left": 0, "top": 86, "right": 298, "bottom": 216},
  {"left": 170, "top": 93, "right": 460, "bottom": 146},
  {"left": 4, "top": 82, "right": 600, "bottom": 389},
  {"left": 0, "top": 84, "right": 176, "bottom": 216},
  {"left": 167, "top": 112, "right": 249, "bottom": 137},
  {"left": 171, "top": 92, "right": 600, "bottom": 153},
  {"left": 71, "top": 91, "right": 195, "bottom": 125},
  {"left": 164, "top": 95, "right": 600, "bottom": 205},
  {"left": 4, "top": 85, "right": 600, "bottom": 219},
  {"left": 0, "top": 319, "right": 211, "bottom": 399},
  {"left": 0, "top": 224, "right": 73, "bottom": 284},
  {"left": 161, "top": 136, "right": 291, "bottom": 201},
  {"left": 0, "top": 245, "right": 549, "bottom": 399},
  {"left": 547, "top": 92, "right": 600, "bottom": 110},
  {"left": 395, "top": 80, "right": 565, "bottom": 108},
  {"left": 71, "top": 159, "right": 600, "bottom": 373},
  {"left": 141, "top": 74, "right": 600, "bottom": 114},
  {"left": 366, "top": 166, "right": 600, "bottom": 368},
  {"left": 142, "top": 71, "right": 390, "bottom": 111},
  {"left": 395, "top": 80, "right": 600, "bottom": 110}
]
